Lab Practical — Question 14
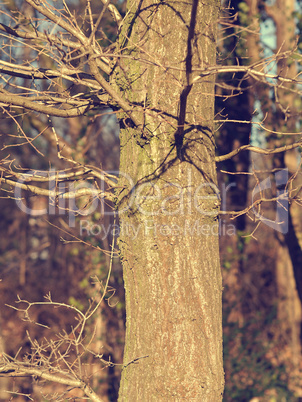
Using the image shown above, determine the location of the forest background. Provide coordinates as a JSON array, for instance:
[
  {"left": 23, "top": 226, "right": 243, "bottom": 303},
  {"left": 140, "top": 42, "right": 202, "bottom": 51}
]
[{"left": 1, "top": 0, "right": 302, "bottom": 400}]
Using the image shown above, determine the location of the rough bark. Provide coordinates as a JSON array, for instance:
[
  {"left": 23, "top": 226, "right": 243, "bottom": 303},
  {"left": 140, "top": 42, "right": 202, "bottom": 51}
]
[{"left": 115, "top": 0, "right": 224, "bottom": 400}]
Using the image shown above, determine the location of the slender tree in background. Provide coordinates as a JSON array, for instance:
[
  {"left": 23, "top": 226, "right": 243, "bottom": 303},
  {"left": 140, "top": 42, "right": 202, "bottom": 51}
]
[{"left": 1, "top": 0, "right": 302, "bottom": 400}]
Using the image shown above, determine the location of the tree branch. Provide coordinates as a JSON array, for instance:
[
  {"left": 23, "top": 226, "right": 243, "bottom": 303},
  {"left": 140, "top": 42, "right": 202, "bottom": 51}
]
[
  {"left": 88, "top": 56, "right": 143, "bottom": 127},
  {"left": 0, "top": 22, "right": 83, "bottom": 49},
  {"left": 19, "top": 0, "right": 141, "bottom": 125},
  {"left": 0, "top": 358, "right": 104, "bottom": 402},
  {"left": 194, "top": 63, "right": 302, "bottom": 87},
  {"left": 216, "top": 139, "right": 302, "bottom": 162},
  {"left": 24, "top": 0, "right": 88, "bottom": 44},
  {"left": 0, "top": 25, "right": 111, "bottom": 75},
  {"left": 0, "top": 92, "right": 96, "bottom": 117},
  {"left": 0, "top": 59, "right": 94, "bottom": 80},
  {"left": 1, "top": 177, "right": 115, "bottom": 201},
  {"left": 1, "top": 165, "right": 117, "bottom": 187},
  {"left": 0, "top": 164, "right": 117, "bottom": 201},
  {"left": 99, "top": 0, "right": 123, "bottom": 27}
]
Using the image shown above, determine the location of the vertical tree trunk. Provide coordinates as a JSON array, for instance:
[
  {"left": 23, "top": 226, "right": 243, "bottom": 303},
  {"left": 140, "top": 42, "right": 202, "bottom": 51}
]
[
  {"left": 266, "top": 0, "right": 302, "bottom": 356},
  {"left": 115, "top": 0, "right": 224, "bottom": 399}
]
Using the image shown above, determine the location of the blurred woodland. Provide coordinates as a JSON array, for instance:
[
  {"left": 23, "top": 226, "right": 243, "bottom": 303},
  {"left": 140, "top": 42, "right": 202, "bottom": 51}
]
[{"left": 1, "top": 0, "right": 302, "bottom": 400}]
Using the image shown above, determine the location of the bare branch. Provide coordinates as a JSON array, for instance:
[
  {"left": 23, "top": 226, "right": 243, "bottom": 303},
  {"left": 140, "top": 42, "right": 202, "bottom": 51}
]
[
  {"left": 88, "top": 55, "right": 143, "bottom": 127},
  {"left": 1, "top": 176, "right": 115, "bottom": 202},
  {"left": 216, "top": 139, "right": 302, "bottom": 162},
  {"left": 99, "top": 0, "right": 123, "bottom": 26},
  {"left": 0, "top": 22, "right": 83, "bottom": 49},
  {"left": 1, "top": 164, "right": 116, "bottom": 185},
  {"left": 0, "top": 59, "right": 93, "bottom": 80},
  {"left": 220, "top": 195, "right": 285, "bottom": 219},
  {"left": 0, "top": 356, "right": 104, "bottom": 402},
  {"left": 194, "top": 64, "right": 302, "bottom": 88},
  {"left": 24, "top": 0, "right": 88, "bottom": 44},
  {"left": 0, "top": 60, "right": 110, "bottom": 91},
  {"left": 11, "top": 0, "right": 141, "bottom": 124},
  {"left": 0, "top": 92, "right": 96, "bottom": 117}
]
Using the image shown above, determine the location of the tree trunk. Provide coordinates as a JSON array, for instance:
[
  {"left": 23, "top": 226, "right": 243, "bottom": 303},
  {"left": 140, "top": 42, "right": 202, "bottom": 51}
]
[
  {"left": 115, "top": 0, "right": 224, "bottom": 399},
  {"left": 267, "top": 0, "right": 302, "bottom": 353}
]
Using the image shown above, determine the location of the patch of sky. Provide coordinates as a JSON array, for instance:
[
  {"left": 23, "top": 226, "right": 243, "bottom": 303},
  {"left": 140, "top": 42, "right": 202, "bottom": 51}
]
[{"left": 250, "top": 17, "right": 276, "bottom": 147}]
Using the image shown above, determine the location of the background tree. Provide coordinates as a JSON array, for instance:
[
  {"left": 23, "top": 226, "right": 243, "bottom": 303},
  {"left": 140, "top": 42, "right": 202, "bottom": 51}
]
[{"left": 217, "top": 0, "right": 302, "bottom": 398}]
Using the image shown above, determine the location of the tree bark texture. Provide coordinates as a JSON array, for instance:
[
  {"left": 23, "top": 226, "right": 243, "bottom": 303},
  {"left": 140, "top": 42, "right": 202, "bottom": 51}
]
[{"left": 115, "top": 0, "right": 224, "bottom": 399}]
